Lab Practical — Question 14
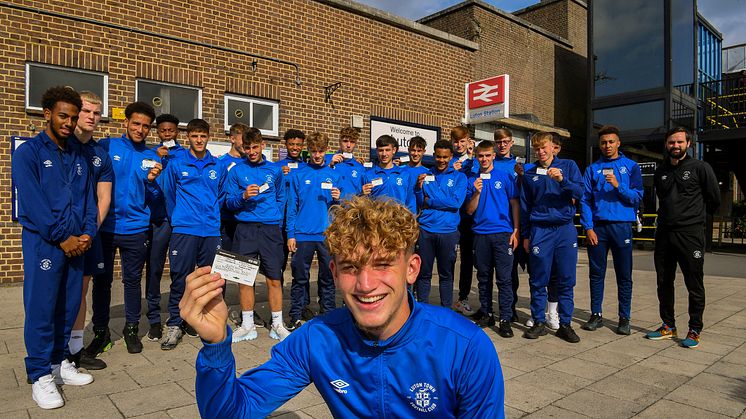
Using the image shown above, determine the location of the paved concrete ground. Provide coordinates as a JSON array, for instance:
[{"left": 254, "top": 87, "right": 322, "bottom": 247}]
[{"left": 0, "top": 250, "right": 744, "bottom": 418}]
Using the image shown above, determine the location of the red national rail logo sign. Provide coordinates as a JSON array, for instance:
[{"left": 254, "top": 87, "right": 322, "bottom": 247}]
[{"left": 464, "top": 74, "right": 509, "bottom": 123}]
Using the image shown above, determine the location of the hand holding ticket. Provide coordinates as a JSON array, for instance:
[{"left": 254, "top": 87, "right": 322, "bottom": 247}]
[
  {"left": 371, "top": 177, "right": 384, "bottom": 187},
  {"left": 480, "top": 173, "right": 491, "bottom": 180},
  {"left": 163, "top": 139, "right": 177, "bottom": 148}
]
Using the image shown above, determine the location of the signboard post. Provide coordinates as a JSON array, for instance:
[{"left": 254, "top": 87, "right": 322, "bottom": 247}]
[{"left": 464, "top": 74, "right": 509, "bottom": 124}]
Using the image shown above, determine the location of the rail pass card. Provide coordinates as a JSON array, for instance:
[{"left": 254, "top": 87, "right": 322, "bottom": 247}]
[{"left": 211, "top": 250, "right": 260, "bottom": 286}]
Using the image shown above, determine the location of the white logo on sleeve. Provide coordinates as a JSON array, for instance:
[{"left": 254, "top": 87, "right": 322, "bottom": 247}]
[
  {"left": 407, "top": 382, "right": 438, "bottom": 413},
  {"left": 40, "top": 259, "right": 52, "bottom": 271},
  {"left": 171, "top": 250, "right": 178, "bottom": 256},
  {"left": 624, "top": 239, "right": 631, "bottom": 244},
  {"left": 693, "top": 250, "right": 702, "bottom": 259},
  {"left": 181, "top": 171, "right": 189, "bottom": 177},
  {"left": 265, "top": 174, "right": 274, "bottom": 183},
  {"left": 330, "top": 379, "right": 349, "bottom": 394},
  {"left": 532, "top": 175, "right": 539, "bottom": 182},
  {"left": 43, "top": 160, "right": 53, "bottom": 168},
  {"left": 305, "top": 179, "right": 311, "bottom": 185},
  {"left": 113, "top": 155, "right": 121, "bottom": 161},
  {"left": 208, "top": 170, "right": 217, "bottom": 180},
  {"left": 92, "top": 156, "right": 102, "bottom": 167},
  {"left": 661, "top": 175, "right": 667, "bottom": 180}
]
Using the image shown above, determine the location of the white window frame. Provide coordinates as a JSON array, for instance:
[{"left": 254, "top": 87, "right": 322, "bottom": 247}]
[
  {"left": 224, "top": 94, "right": 280, "bottom": 137},
  {"left": 25, "top": 63, "right": 109, "bottom": 117},
  {"left": 135, "top": 79, "right": 202, "bottom": 127}
]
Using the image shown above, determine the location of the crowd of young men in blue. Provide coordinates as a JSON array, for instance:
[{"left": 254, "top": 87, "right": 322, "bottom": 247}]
[{"left": 14, "top": 85, "right": 715, "bottom": 411}]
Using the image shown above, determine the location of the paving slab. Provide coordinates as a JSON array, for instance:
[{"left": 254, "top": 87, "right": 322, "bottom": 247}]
[
  {"left": 29, "top": 395, "right": 121, "bottom": 419},
  {"left": 636, "top": 399, "right": 732, "bottom": 418},
  {"left": 109, "top": 383, "right": 193, "bottom": 417},
  {"left": 665, "top": 384, "right": 746, "bottom": 417},
  {"left": 553, "top": 389, "right": 643, "bottom": 418}
]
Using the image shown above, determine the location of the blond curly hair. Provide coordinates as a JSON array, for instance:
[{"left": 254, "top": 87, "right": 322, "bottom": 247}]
[{"left": 325, "top": 196, "right": 419, "bottom": 266}]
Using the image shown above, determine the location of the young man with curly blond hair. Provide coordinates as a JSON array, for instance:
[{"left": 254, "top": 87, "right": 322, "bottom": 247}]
[{"left": 181, "top": 196, "right": 505, "bottom": 418}]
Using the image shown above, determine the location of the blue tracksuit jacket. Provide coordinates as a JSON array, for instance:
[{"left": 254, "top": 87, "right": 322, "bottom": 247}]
[
  {"left": 363, "top": 165, "right": 415, "bottom": 213},
  {"left": 13, "top": 131, "right": 97, "bottom": 241},
  {"left": 149, "top": 143, "right": 189, "bottom": 222},
  {"left": 493, "top": 155, "right": 518, "bottom": 179},
  {"left": 467, "top": 168, "right": 518, "bottom": 234},
  {"left": 160, "top": 150, "right": 226, "bottom": 237},
  {"left": 405, "top": 164, "right": 430, "bottom": 213},
  {"left": 217, "top": 153, "right": 245, "bottom": 221},
  {"left": 286, "top": 163, "right": 341, "bottom": 242},
  {"left": 99, "top": 135, "right": 161, "bottom": 234},
  {"left": 194, "top": 295, "right": 505, "bottom": 418},
  {"left": 70, "top": 135, "right": 114, "bottom": 205},
  {"left": 415, "top": 166, "right": 466, "bottom": 234},
  {"left": 580, "top": 153, "right": 643, "bottom": 230},
  {"left": 327, "top": 152, "right": 364, "bottom": 198},
  {"left": 224, "top": 158, "right": 285, "bottom": 224},
  {"left": 520, "top": 158, "right": 583, "bottom": 236}
]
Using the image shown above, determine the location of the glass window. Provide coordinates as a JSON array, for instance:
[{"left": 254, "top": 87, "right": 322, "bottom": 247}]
[
  {"left": 224, "top": 94, "right": 279, "bottom": 137},
  {"left": 593, "top": 0, "right": 664, "bottom": 97},
  {"left": 593, "top": 101, "right": 665, "bottom": 131},
  {"left": 671, "top": 0, "right": 695, "bottom": 88},
  {"left": 725, "top": 46, "right": 745, "bottom": 73},
  {"left": 136, "top": 80, "right": 201, "bottom": 125},
  {"left": 26, "top": 63, "right": 108, "bottom": 116}
]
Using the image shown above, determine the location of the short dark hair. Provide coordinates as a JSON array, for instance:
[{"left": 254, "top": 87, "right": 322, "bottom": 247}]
[
  {"left": 41, "top": 86, "right": 82, "bottom": 112},
  {"left": 665, "top": 126, "right": 692, "bottom": 142},
  {"left": 433, "top": 140, "right": 454, "bottom": 154},
  {"left": 477, "top": 140, "right": 495, "bottom": 151},
  {"left": 408, "top": 136, "right": 426, "bottom": 150},
  {"left": 229, "top": 122, "right": 250, "bottom": 136},
  {"left": 186, "top": 118, "right": 209, "bottom": 133},
  {"left": 375, "top": 135, "right": 399, "bottom": 150},
  {"left": 156, "top": 113, "right": 180, "bottom": 127},
  {"left": 598, "top": 125, "right": 620, "bottom": 139},
  {"left": 125, "top": 101, "right": 156, "bottom": 122},
  {"left": 284, "top": 129, "right": 306, "bottom": 142},
  {"left": 242, "top": 127, "right": 263, "bottom": 146},
  {"left": 450, "top": 126, "right": 469, "bottom": 141},
  {"left": 494, "top": 128, "right": 512, "bottom": 141}
]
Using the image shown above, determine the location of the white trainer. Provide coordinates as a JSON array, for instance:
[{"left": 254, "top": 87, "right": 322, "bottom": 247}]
[
  {"left": 546, "top": 311, "right": 560, "bottom": 330},
  {"left": 269, "top": 323, "right": 291, "bottom": 341},
  {"left": 525, "top": 318, "right": 535, "bottom": 328},
  {"left": 52, "top": 359, "right": 93, "bottom": 386},
  {"left": 232, "top": 324, "right": 258, "bottom": 343},
  {"left": 32, "top": 374, "right": 64, "bottom": 409}
]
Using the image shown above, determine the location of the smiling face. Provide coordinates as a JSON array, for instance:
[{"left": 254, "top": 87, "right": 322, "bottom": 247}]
[
  {"left": 244, "top": 140, "right": 265, "bottom": 163},
  {"left": 452, "top": 137, "right": 469, "bottom": 155},
  {"left": 309, "top": 147, "right": 326, "bottom": 165},
  {"left": 45, "top": 101, "right": 79, "bottom": 143},
  {"left": 125, "top": 112, "right": 153, "bottom": 143},
  {"left": 285, "top": 137, "right": 304, "bottom": 159},
  {"left": 534, "top": 140, "right": 555, "bottom": 166},
  {"left": 408, "top": 145, "right": 425, "bottom": 165},
  {"left": 330, "top": 250, "right": 420, "bottom": 341},
  {"left": 434, "top": 147, "right": 452, "bottom": 172},
  {"left": 377, "top": 144, "right": 396, "bottom": 166},
  {"left": 666, "top": 131, "right": 689, "bottom": 160}
]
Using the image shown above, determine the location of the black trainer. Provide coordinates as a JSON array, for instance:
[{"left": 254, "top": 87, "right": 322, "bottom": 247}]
[
  {"left": 68, "top": 349, "right": 107, "bottom": 370},
  {"left": 285, "top": 318, "right": 302, "bottom": 331},
  {"left": 301, "top": 306, "right": 316, "bottom": 321},
  {"left": 122, "top": 323, "right": 143, "bottom": 354},
  {"left": 616, "top": 318, "right": 631, "bottom": 335},
  {"left": 254, "top": 312, "right": 267, "bottom": 328},
  {"left": 498, "top": 320, "right": 514, "bottom": 338},
  {"left": 556, "top": 324, "right": 580, "bottom": 343},
  {"left": 477, "top": 312, "right": 496, "bottom": 328},
  {"left": 146, "top": 323, "right": 162, "bottom": 341},
  {"left": 182, "top": 322, "right": 199, "bottom": 338},
  {"left": 581, "top": 314, "right": 603, "bottom": 331},
  {"left": 523, "top": 322, "right": 548, "bottom": 339},
  {"left": 84, "top": 327, "right": 112, "bottom": 356}
]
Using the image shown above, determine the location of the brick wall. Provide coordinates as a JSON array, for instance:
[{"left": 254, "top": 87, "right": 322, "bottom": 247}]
[{"left": 0, "top": 0, "right": 473, "bottom": 282}]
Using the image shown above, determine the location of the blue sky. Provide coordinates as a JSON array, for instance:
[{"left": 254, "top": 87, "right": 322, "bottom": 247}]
[{"left": 357, "top": 0, "right": 746, "bottom": 47}]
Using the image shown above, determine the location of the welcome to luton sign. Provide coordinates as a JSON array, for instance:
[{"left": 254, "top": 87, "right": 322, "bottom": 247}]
[{"left": 464, "top": 74, "right": 509, "bottom": 124}]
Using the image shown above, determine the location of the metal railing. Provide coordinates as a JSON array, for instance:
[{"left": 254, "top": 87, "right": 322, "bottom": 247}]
[
  {"left": 713, "top": 216, "right": 746, "bottom": 246},
  {"left": 699, "top": 76, "right": 746, "bottom": 131}
]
